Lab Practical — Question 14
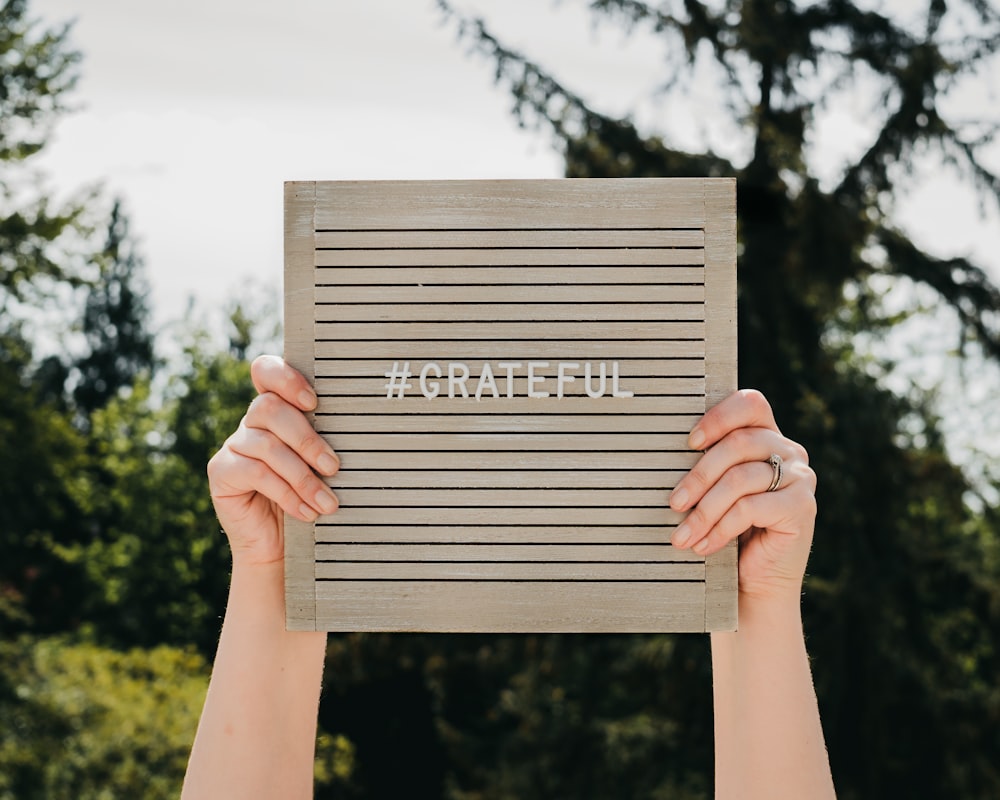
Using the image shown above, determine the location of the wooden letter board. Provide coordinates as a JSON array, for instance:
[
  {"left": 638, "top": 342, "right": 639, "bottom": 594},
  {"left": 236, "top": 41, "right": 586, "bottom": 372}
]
[{"left": 284, "top": 178, "right": 736, "bottom": 633}]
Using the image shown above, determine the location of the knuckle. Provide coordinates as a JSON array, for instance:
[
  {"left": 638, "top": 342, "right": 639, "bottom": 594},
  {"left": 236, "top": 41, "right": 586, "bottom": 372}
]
[
  {"left": 206, "top": 450, "right": 223, "bottom": 480},
  {"left": 248, "top": 458, "right": 270, "bottom": 483},
  {"left": 686, "top": 468, "right": 711, "bottom": 494},
  {"left": 728, "top": 426, "right": 755, "bottom": 451},
  {"left": 207, "top": 435, "right": 237, "bottom": 479},
  {"left": 687, "top": 504, "right": 711, "bottom": 530},
  {"left": 294, "top": 470, "right": 319, "bottom": 496},
  {"left": 297, "top": 430, "right": 322, "bottom": 458},
  {"left": 791, "top": 441, "right": 810, "bottom": 465},
  {"left": 801, "top": 464, "right": 818, "bottom": 493},
  {"left": 804, "top": 490, "right": 818, "bottom": 516},
  {"left": 281, "top": 485, "right": 303, "bottom": 511},
  {"left": 248, "top": 391, "right": 281, "bottom": 421},
  {"left": 250, "top": 354, "right": 278, "bottom": 385},
  {"left": 730, "top": 462, "right": 757, "bottom": 494},
  {"left": 739, "top": 388, "right": 769, "bottom": 415},
  {"left": 733, "top": 493, "right": 760, "bottom": 521}
]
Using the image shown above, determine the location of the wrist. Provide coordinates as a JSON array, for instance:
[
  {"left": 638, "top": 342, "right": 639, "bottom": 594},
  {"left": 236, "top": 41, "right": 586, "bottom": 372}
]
[
  {"left": 226, "top": 559, "right": 288, "bottom": 628},
  {"left": 230, "top": 557, "right": 284, "bottom": 582},
  {"left": 739, "top": 588, "right": 802, "bottom": 627}
]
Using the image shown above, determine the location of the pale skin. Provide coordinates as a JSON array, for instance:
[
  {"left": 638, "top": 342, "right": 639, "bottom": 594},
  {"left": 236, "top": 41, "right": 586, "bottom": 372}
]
[{"left": 181, "top": 355, "right": 836, "bottom": 800}]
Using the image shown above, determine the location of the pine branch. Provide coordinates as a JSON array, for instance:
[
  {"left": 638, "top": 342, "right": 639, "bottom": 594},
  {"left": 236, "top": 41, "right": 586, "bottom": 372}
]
[
  {"left": 876, "top": 225, "right": 1000, "bottom": 359},
  {"left": 435, "top": 0, "right": 734, "bottom": 177}
]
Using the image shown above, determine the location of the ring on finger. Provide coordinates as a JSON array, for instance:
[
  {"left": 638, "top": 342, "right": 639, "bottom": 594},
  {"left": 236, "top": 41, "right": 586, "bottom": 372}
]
[{"left": 765, "top": 453, "right": 783, "bottom": 492}]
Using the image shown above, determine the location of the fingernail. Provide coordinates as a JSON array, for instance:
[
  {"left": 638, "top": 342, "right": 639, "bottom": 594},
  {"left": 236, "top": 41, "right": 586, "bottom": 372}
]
[
  {"left": 693, "top": 538, "right": 710, "bottom": 555},
  {"left": 298, "top": 389, "right": 317, "bottom": 410},
  {"left": 318, "top": 452, "right": 340, "bottom": 475},
  {"left": 672, "top": 523, "right": 691, "bottom": 548},
  {"left": 688, "top": 428, "right": 706, "bottom": 450},
  {"left": 299, "top": 503, "right": 318, "bottom": 521},
  {"left": 315, "top": 489, "right": 338, "bottom": 515},
  {"left": 669, "top": 487, "right": 689, "bottom": 511}
]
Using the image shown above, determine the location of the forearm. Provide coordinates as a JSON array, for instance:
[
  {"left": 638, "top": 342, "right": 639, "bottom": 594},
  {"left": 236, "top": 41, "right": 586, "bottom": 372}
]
[
  {"left": 711, "top": 596, "right": 836, "bottom": 800},
  {"left": 182, "top": 561, "right": 327, "bottom": 800}
]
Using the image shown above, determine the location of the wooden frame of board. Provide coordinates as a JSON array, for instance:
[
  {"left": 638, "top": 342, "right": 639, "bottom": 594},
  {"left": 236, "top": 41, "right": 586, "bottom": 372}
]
[{"left": 284, "top": 178, "right": 736, "bottom": 633}]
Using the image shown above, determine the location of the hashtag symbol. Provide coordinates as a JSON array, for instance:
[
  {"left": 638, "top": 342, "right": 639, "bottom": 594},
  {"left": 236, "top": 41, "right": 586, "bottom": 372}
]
[{"left": 384, "top": 361, "right": 412, "bottom": 399}]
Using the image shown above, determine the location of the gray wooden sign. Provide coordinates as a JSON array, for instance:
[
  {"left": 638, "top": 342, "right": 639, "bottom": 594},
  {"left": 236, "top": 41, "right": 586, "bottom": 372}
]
[{"left": 284, "top": 178, "right": 736, "bottom": 632}]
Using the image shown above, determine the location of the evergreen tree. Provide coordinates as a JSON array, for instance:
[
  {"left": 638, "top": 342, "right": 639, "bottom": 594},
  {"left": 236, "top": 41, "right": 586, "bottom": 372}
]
[
  {"left": 73, "top": 198, "right": 156, "bottom": 417},
  {"left": 0, "top": 0, "right": 82, "bottom": 315},
  {"left": 0, "top": 0, "right": 90, "bottom": 634},
  {"left": 314, "top": 3, "right": 1000, "bottom": 798}
]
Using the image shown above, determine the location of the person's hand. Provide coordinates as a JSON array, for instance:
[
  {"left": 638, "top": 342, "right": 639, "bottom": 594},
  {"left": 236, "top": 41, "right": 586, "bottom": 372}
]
[
  {"left": 668, "top": 389, "right": 817, "bottom": 603},
  {"left": 207, "top": 355, "right": 340, "bottom": 567}
]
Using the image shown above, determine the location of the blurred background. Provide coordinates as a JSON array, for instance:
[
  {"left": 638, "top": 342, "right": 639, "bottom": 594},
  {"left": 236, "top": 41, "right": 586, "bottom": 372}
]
[{"left": 2, "top": 1, "right": 998, "bottom": 797}]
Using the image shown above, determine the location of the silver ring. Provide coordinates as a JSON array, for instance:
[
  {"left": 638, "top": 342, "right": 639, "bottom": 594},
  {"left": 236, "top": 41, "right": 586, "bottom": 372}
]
[{"left": 766, "top": 453, "right": 783, "bottom": 492}]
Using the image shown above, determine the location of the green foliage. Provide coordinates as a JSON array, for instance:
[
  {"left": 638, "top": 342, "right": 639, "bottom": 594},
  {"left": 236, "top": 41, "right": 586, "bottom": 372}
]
[
  {"left": 0, "top": 340, "right": 91, "bottom": 634},
  {"left": 0, "top": 0, "right": 79, "bottom": 162},
  {"left": 0, "top": 0, "right": 85, "bottom": 308},
  {"left": 314, "top": 2, "right": 1000, "bottom": 798},
  {"left": 73, "top": 198, "right": 157, "bottom": 417},
  {"left": 0, "top": 637, "right": 208, "bottom": 800},
  {"left": 4, "top": 0, "right": 1000, "bottom": 797},
  {"left": 58, "top": 334, "right": 255, "bottom": 654}
]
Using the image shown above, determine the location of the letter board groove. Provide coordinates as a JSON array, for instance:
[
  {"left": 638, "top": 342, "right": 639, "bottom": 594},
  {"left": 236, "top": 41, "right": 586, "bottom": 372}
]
[{"left": 284, "top": 178, "right": 736, "bottom": 632}]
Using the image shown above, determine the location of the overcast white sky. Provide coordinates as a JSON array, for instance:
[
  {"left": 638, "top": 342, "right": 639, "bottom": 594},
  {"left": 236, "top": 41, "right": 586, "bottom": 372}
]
[
  {"left": 22, "top": 0, "right": 1000, "bottom": 491},
  {"left": 29, "top": 0, "right": 1000, "bottom": 331}
]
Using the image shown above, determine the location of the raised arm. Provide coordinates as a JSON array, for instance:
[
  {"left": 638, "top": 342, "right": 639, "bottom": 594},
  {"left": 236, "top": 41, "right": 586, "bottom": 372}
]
[
  {"left": 181, "top": 356, "right": 339, "bottom": 800},
  {"left": 669, "top": 390, "right": 836, "bottom": 800}
]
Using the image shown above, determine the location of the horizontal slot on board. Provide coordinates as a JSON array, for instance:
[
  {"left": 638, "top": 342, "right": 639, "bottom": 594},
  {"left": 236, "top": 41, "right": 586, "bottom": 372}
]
[
  {"left": 315, "top": 359, "right": 705, "bottom": 379},
  {"left": 314, "top": 248, "right": 704, "bottom": 267},
  {"left": 316, "top": 414, "right": 703, "bottom": 434},
  {"left": 315, "top": 543, "right": 699, "bottom": 562},
  {"left": 315, "top": 285, "right": 706, "bottom": 303},
  {"left": 314, "top": 267, "right": 704, "bottom": 285},
  {"left": 314, "top": 229, "right": 705, "bottom": 250},
  {"left": 315, "top": 303, "right": 705, "bottom": 323},
  {"left": 328, "top": 470, "right": 685, "bottom": 489},
  {"left": 314, "top": 525, "right": 679, "bottom": 544},
  {"left": 334, "top": 451, "right": 698, "bottom": 470},
  {"left": 315, "top": 321, "right": 705, "bottom": 341},
  {"left": 320, "top": 507, "right": 686, "bottom": 525},
  {"left": 315, "top": 397, "right": 705, "bottom": 415},
  {"left": 330, "top": 488, "right": 671, "bottom": 507},
  {"left": 316, "top": 376, "right": 705, "bottom": 397},
  {"left": 315, "top": 561, "right": 704, "bottom": 582},
  {"left": 323, "top": 433, "right": 694, "bottom": 450},
  {"left": 315, "top": 340, "right": 706, "bottom": 359}
]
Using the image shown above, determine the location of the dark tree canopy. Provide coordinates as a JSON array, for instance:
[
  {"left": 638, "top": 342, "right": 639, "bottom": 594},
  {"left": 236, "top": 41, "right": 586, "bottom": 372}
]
[
  {"left": 2, "top": 0, "right": 999, "bottom": 796},
  {"left": 73, "top": 198, "right": 157, "bottom": 417},
  {"left": 311, "top": 2, "right": 1000, "bottom": 798},
  {"left": 0, "top": 0, "right": 82, "bottom": 310}
]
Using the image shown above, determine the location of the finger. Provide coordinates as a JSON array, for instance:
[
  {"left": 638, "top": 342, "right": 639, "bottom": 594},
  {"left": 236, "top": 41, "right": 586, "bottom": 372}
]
[
  {"left": 229, "top": 427, "right": 339, "bottom": 516},
  {"left": 687, "top": 389, "right": 779, "bottom": 451},
  {"left": 251, "top": 354, "right": 317, "bottom": 411},
  {"left": 243, "top": 391, "right": 340, "bottom": 476},
  {"left": 690, "top": 482, "right": 816, "bottom": 557},
  {"left": 669, "top": 427, "right": 798, "bottom": 512},
  {"left": 671, "top": 458, "right": 795, "bottom": 549},
  {"left": 692, "top": 494, "right": 769, "bottom": 556},
  {"left": 209, "top": 447, "right": 319, "bottom": 523}
]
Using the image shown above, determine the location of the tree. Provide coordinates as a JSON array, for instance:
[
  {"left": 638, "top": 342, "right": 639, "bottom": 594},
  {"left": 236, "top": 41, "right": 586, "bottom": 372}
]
[
  {"left": 0, "top": 0, "right": 83, "bottom": 321},
  {"left": 313, "top": 3, "right": 1000, "bottom": 798},
  {"left": 73, "top": 198, "right": 156, "bottom": 418},
  {"left": 0, "top": 0, "right": 92, "bottom": 636},
  {"left": 0, "top": 637, "right": 209, "bottom": 800},
  {"left": 63, "top": 326, "right": 254, "bottom": 654}
]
